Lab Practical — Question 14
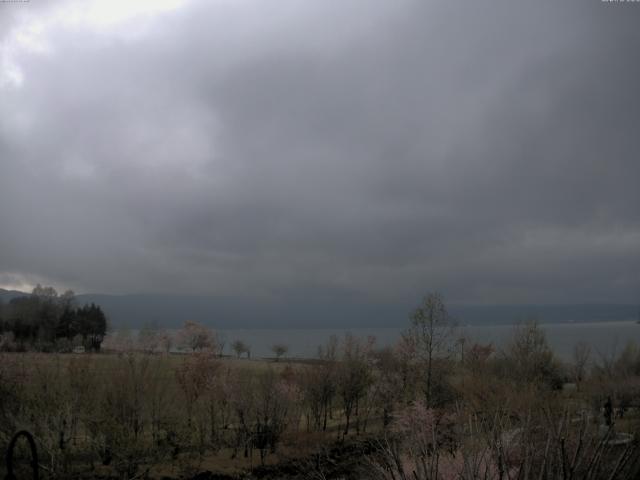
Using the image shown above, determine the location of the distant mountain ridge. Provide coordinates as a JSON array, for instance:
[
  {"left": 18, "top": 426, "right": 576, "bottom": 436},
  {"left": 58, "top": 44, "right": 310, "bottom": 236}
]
[
  {"left": 74, "top": 293, "right": 639, "bottom": 329},
  {"left": 2, "top": 289, "right": 637, "bottom": 329},
  {"left": 0, "top": 288, "right": 29, "bottom": 302}
]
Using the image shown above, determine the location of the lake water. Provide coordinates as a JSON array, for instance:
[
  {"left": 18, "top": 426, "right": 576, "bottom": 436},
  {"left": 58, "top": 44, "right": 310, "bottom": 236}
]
[{"left": 215, "top": 321, "right": 640, "bottom": 361}]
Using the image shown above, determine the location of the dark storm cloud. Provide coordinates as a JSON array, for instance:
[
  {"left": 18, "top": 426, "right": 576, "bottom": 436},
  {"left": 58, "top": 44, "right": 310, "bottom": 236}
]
[{"left": 0, "top": 0, "right": 639, "bottom": 306}]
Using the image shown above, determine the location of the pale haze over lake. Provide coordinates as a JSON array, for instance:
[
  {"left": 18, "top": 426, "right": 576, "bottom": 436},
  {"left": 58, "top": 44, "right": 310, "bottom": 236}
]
[
  {"left": 219, "top": 321, "right": 640, "bottom": 360},
  {"left": 118, "top": 321, "right": 640, "bottom": 361}
]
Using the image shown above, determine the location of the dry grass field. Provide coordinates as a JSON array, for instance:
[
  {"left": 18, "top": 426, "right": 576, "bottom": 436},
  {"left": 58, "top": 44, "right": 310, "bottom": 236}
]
[{"left": 3, "top": 321, "right": 640, "bottom": 479}]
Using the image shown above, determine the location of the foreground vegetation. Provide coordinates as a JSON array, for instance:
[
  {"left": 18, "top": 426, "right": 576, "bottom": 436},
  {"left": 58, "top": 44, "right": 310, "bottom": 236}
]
[{"left": 1, "top": 293, "right": 640, "bottom": 479}]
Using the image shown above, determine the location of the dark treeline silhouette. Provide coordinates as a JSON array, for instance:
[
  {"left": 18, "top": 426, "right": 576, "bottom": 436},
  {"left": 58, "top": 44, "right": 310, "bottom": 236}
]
[{"left": 0, "top": 284, "right": 107, "bottom": 352}]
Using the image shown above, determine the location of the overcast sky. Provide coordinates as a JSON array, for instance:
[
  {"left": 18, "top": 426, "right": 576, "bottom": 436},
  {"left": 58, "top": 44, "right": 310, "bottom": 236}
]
[{"left": 0, "top": 0, "right": 639, "bottom": 306}]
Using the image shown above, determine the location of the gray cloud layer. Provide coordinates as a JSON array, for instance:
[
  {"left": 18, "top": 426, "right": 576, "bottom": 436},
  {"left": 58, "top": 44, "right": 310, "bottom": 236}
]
[{"left": 1, "top": 0, "right": 639, "bottom": 306}]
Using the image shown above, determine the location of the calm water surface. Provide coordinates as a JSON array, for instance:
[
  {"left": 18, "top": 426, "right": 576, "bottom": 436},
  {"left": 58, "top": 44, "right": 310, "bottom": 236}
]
[
  {"left": 116, "top": 321, "right": 640, "bottom": 360},
  {"left": 217, "top": 321, "right": 640, "bottom": 360}
]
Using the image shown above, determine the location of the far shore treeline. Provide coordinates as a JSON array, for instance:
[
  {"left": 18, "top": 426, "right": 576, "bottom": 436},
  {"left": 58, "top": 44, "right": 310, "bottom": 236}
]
[{"left": 0, "top": 284, "right": 107, "bottom": 352}]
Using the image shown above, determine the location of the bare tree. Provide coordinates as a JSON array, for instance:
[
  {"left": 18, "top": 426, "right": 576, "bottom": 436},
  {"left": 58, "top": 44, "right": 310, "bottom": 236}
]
[
  {"left": 232, "top": 339, "right": 250, "bottom": 359},
  {"left": 252, "top": 368, "right": 298, "bottom": 464},
  {"left": 271, "top": 343, "right": 288, "bottom": 361},
  {"left": 369, "top": 400, "right": 456, "bottom": 480},
  {"left": 178, "top": 321, "right": 216, "bottom": 353},
  {"left": 572, "top": 341, "right": 591, "bottom": 388},
  {"left": 299, "top": 336, "right": 340, "bottom": 432},
  {"left": 301, "top": 362, "right": 336, "bottom": 432},
  {"left": 505, "top": 320, "right": 561, "bottom": 388},
  {"left": 91, "top": 354, "right": 152, "bottom": 478},
  {"left": 336, "top": 334, "right": 374, "bottom": 436},
  {"left": 175, "top": 353, "right": 219, "bottom": 429},
  {"left": 158, "top": 329, "right": 173, "bottom": 354},
  {"left": 408, "top": 292, "right": 455, "bottom": 406},
  {"left": 138, "top": 321, "right": 160, "bottom": 353},
  {"left": 216, "top": 332, "right": 226, "bottom": 357}
]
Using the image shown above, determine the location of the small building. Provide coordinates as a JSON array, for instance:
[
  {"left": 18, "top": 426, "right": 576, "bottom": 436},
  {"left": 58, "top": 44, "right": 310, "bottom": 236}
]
[{"left": 73, "top": 345, "right": 86, "bottom": 354}]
